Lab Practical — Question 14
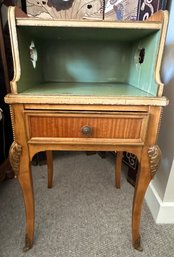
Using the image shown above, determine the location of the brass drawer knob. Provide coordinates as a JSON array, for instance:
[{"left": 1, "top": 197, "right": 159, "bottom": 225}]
[{"left": 81, "top": 125, "right": 93, "bottom": 136}]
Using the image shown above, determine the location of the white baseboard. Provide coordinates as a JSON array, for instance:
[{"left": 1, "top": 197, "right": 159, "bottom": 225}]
[{"left": 145, "top": 182, "right": 174, "bottom": 224}]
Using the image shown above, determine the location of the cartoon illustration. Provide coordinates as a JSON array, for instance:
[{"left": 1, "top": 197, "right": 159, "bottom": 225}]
[
  {"left": 104, "top": 0, "right": 138, "bottom": 20},
  {"left": 26, "top": 0, "right": 103, "bottom": 20}
]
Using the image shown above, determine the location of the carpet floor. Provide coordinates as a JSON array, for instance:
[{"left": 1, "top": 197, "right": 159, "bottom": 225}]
[{"left": 0, "top": 151, "right": 174, "bottom": 257}]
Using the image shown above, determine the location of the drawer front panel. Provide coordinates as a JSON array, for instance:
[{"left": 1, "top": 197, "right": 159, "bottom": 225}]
[{"left": 26, "top": 112, "right": 149, "bottom": 143}]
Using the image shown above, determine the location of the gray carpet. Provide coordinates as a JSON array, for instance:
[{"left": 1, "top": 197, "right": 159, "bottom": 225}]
[{"left": 0, "top": 151, "right": 174, "bottom": 257}]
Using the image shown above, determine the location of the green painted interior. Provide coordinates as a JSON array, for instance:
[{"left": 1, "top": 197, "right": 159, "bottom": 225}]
[
  {"left": 16, "top": 25, "right": 161, "bottom": 96},
  {"left": 20, "top": 82, "right": 153, "bottom": 97},
  {"left": 128, "top": 31, "right": 161, "bottom": 95},
  {"left": 41, "top": 40, "right": 130, "bottom": 83}
]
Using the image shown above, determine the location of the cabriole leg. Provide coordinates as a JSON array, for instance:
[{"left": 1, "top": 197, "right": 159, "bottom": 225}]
[
  {"left": 9, "top": 141, "right": 35, "bottom": 251},
  {"left": 18, "top": 168, "right": 34, "bottom": 252},
  {"left": 132, "top": 145, "right": 161, "bottom": 251}
]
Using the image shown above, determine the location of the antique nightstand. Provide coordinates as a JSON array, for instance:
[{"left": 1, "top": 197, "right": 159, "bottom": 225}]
[{"left": 5, "top": 6, "right": 168, "bottom": 251}]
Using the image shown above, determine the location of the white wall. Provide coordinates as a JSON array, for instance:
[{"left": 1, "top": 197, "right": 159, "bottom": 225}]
[{"left": 145, "top": 1, "right": 174, "bottom": 223}]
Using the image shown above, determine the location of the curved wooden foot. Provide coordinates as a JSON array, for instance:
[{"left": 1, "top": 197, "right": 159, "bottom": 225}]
[
  {"left": 133, "top": 236, "right": 143, "bottom": 251},
  {"left": 23, "top": 234, "right": 33, "bottom": 252},
  {"left": 132, "top": 145, "right": 161, "bottom": 251}
]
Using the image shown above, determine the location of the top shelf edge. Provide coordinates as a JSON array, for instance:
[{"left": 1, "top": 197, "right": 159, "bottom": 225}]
[{"left": 16, "top": 18, "right": 162, "bottom": 30}]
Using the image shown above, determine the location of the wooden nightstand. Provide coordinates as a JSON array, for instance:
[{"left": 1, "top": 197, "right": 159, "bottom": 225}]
[{"left": 5, "top": 7, "right": 168, "bottom": 252}]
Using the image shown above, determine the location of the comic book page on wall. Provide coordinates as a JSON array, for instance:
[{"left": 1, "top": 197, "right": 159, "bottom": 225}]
[
  {"left": 104, "top": 0, "right": 139, "bottom": 20},
  {"left": 26, "top": 0, "right": 167, "bottom": 20},
  {"left": 104, "top": 0, "right": 167, "bottom": 21},
  {"left": 26, "top": 0, "right": 104, "bottom": 20},
  {"left": 137, "top": 0, "right": 168, "bottom": 20}
]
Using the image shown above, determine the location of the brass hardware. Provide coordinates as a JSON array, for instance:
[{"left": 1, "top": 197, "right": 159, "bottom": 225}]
[
  {"left": 81, "top": 125, "right": 93, "bottom": 136},
  {"left": 9, "top": 141, "right": 22, "bottom": 177},
  {"left": 148, "top": 145, "right": 161, "bottom": 178}
]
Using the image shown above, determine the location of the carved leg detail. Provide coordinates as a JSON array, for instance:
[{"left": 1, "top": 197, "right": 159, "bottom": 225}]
[
  {"left": 148, "top": 145, "right": 161, "bottom": 178},
  {"left": 46, "top": 151, "right": 54, "bottom": 188},
  {"left": 9, "top": 141, "right": 22, "bottom": 177}
]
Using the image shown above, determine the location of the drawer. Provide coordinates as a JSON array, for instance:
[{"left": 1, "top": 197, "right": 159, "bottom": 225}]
[{"left": 25, "top": 111, "right": 149, "bottom": 143}]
